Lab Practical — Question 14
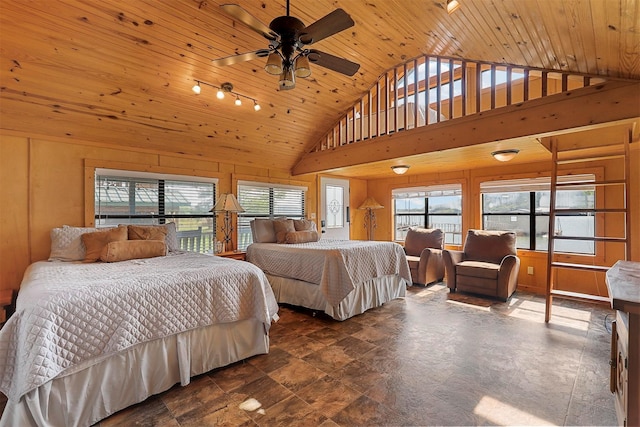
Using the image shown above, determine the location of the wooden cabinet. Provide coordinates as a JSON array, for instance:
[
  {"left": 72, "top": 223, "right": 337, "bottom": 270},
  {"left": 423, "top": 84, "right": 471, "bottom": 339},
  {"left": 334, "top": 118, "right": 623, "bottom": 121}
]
[
  {"left": 606, "top": 261, "right": 640, "bottom": 427},
  {"left": 217, "top": 251, "right": 246, "bottom": 261}
]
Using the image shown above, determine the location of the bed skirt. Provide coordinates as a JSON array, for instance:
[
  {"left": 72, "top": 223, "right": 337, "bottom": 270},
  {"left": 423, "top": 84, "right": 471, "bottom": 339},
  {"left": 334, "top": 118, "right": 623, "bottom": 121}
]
[
  {"left": 266, "top": 273, "right": 407, "bottom": 321},
  {"left": 0, "top": 318, "right": 269, "bottom": 427}
]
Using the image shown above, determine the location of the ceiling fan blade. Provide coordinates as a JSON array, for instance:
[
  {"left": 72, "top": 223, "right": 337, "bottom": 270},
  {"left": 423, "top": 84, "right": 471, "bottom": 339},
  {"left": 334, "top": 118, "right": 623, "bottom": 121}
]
[
  {"left": 299, "top": 9, "right": 354, "bottom": 45},
  {"left": 220, "top": 4, "right": 277, "bottom": 40},
  {"left": 307, "top": 49, "right": 360, "bottom": 76},
  {"left": 211, "top": 49, "right": 271, "bottom": 67}
]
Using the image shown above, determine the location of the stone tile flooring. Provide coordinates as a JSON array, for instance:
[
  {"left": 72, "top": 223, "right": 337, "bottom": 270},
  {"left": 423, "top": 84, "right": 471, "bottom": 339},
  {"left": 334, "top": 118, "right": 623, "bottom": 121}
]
[{"left": 18, "top": 285, "right": 620, "bottom": 426}]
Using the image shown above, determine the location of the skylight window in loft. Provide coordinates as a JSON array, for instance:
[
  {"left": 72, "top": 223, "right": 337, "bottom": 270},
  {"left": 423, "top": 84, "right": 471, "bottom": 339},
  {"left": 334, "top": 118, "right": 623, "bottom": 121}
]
[
  {"left": 481, "top": 69, "right": 525, "bottom": 88},
  {"left": 397, "top": 60, "right": 462, "bottom": 89}
]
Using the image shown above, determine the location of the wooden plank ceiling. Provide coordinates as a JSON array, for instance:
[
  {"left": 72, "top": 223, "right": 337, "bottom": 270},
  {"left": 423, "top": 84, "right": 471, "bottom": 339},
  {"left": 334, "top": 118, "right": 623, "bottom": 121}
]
[{"left": 1, "top": 0, "right": 638, "bottom": 176}]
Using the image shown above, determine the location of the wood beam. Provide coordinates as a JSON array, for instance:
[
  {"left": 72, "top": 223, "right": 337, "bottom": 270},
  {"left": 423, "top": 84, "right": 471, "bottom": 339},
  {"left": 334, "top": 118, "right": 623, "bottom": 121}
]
[{"left": 292, "top": 81, "right": 640, "bottom": 176}]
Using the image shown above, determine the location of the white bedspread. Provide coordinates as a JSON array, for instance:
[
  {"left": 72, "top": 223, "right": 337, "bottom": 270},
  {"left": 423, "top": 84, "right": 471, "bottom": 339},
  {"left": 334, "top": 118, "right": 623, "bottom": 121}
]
[
  {"left": 0, "top": 252, "right": 278, "bottom": 402},
  {"left": 247, "top": 239, "right": 411, "bottom": 306}
]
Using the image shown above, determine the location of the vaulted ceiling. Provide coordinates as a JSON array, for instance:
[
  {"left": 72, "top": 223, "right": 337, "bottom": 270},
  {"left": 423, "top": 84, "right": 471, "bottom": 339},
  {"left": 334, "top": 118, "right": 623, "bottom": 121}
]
[{"left": 1, "top": 0, "right": 638, "bottom": 176}]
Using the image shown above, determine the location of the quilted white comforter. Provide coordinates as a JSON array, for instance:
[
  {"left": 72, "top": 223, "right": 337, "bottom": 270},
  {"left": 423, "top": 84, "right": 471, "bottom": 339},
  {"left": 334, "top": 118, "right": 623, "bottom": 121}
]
[
  {"left": 247, "top": 239, "right": 411, "bottom": 306},
  {"left": 0, "top": 252, "right": 278, "bottom": 402}
]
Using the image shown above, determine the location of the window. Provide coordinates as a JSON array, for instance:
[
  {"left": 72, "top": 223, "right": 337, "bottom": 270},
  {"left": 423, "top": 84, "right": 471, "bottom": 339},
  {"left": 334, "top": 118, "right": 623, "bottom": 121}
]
[
  {"left": 393, "top": 184, "right": 462, "bottom": 244},
  {"left": 94, "top": 169, "right": 216, "bottom": 253},
  {"left": 481, "top": 176, "right": 595, "bottom": 254},
  {"left": 237, "top": 181, "right": 306, "bottom": 251}
]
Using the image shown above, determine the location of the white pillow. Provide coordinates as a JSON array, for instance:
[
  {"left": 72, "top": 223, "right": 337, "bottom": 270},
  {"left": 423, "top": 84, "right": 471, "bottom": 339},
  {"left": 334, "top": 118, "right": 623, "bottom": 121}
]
[
  {"left": 164, "top": 222, "right": 179, "bottom": 252},
  {"left": 49, "top": 225, "right": 99, "bottom": 261}
]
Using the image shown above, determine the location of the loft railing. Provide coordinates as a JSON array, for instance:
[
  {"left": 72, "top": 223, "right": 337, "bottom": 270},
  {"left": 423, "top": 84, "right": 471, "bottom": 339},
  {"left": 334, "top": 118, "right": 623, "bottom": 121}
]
[{"left": 311, "top": 55, "right": 607, "bottom": 152}]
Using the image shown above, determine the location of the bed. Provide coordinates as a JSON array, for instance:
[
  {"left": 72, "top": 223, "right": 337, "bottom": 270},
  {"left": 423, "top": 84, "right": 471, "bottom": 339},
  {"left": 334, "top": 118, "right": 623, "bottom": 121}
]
[
  {"left": 0, "top": 225, "right": 279, "bottom": 427},
  {"left": 246, "top": 218, "right": 411, "bottom": 321}
]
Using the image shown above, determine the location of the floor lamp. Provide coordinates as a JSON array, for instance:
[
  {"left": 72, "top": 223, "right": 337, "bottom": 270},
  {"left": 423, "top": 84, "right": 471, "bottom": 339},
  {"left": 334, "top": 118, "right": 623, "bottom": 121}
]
[
  {"left": 210, "top": 193, "right": 245, "bottom": 252},
  {"left": 358, "top": 197, "right": 384, "bottom": 240}
]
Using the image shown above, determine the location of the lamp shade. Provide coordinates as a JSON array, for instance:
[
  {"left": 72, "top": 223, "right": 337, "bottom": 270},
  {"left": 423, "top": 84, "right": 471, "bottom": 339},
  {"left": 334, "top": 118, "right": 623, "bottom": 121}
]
[
  {"left": 279, "top": 67, "right": 296, "bottom": 90},
  {"left": 294, "top": 55, "right": 311, "bottom": 78},
  {"left": 210, "top": 193, "right": 245, "bottom": 213},
  {"left": 446, "top": 0, "right": 461, "bottom": 14},
  {"left": 358, "top": 197, "right": 384, "bottom": 210},
  {"left": 265, "top": 52, "right": 283, "bottom": 75}
]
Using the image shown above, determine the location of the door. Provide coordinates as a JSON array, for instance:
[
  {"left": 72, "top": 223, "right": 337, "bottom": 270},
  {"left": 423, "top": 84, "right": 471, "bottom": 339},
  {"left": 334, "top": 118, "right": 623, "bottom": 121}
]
[{"left": 321, "top": 177, "right": 350, "bottom": 240}]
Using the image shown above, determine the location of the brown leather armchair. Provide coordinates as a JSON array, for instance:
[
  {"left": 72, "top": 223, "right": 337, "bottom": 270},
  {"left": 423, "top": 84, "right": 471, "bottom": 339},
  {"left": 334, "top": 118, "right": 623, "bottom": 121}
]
[
  {"left": 404, "top": 228, "right": 445, "bottom": 286},
  {"left": 443, "top": 229, "right": 520, "bottom": 301}
]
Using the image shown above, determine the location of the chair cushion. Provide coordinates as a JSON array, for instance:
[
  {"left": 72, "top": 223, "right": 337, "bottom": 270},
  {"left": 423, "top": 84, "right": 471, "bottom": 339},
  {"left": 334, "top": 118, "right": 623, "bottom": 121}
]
[
  {"left": 456, "top": 260, "right": 500, "bottom": 280},
  {"left": 404, "top": 228, "right": 444, "bottom": 256},
  {"left": 463, "top": 229, "right": 516, "bottom": 264}
]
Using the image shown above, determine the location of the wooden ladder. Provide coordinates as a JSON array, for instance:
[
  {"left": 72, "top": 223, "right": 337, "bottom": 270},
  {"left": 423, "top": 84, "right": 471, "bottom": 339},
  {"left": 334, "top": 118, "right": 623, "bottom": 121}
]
[{"left": 544, "top": 131, "right": 632, "bottom": 323}]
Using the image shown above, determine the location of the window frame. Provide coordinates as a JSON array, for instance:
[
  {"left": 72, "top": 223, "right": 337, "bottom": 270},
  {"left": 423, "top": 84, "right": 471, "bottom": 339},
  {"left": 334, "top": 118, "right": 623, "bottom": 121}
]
[{"left": 236, "top": 180, "right": 307, "bottom": 251}]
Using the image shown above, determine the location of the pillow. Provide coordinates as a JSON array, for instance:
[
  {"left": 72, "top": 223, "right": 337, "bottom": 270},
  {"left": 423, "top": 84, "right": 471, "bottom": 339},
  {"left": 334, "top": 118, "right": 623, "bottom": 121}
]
[
  {"left": 273, "top": 219, "right": 295, "bottom": 244},
  {"left": 250, "top": 219, "right": 277, "bottom": 243},
  {"left": 164, "top": 222, "right": 179, "bottom": 252},
  {"left": 49, "top": 225, "right": 99, "bottom": 261},
  {"left": 100, "top": 240, "right": 166, "bottom": 263},
  {"left": 127, "top": 224, "right": 168, "bottom": 242},
  {"left": 81, "top": 226, "right": 128, "bottom": 263},
  {"left": 293, "top": 219, "right": 317, "bottom": 232},
  {"left": 285, "top": 230, "right": 319, "bottom": 244}
]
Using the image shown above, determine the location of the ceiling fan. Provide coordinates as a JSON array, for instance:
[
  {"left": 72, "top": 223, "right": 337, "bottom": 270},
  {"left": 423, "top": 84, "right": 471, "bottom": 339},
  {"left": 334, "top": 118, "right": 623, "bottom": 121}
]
[{"left": 212, "top": 1, "right": 360, "bottom": 90}]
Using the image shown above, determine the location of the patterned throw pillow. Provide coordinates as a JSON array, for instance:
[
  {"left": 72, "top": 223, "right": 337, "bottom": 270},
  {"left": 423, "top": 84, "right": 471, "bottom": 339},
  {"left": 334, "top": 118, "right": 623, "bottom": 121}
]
[{"left": 49, "top": 225, "right": 99, "bottom": 262}]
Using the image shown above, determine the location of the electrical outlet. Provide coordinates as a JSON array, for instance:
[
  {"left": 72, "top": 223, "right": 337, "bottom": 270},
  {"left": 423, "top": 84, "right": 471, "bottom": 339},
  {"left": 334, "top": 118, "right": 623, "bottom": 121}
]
[{"left": 527, "top": 266, "right": 534, "bottom": 275}]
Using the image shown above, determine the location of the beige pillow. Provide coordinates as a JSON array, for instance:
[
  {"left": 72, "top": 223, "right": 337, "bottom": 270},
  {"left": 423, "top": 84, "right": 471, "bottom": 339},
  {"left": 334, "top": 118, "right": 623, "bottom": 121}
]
[
  {"left": 285, "top": 230, "right": 319, "bottom": 244},
  {"left": 127, "top": 224, "right": 168, "bottom": 241},
  {"left": 293, "top": 219, "right": 317, "bottom": 232},
  {"left": 100, "top": 240, "right": 166, "bottom": 263},
  {"left": 250, "top": 219, "right": 277, "bottom": 243},
  {"left": 273, "top": 219, "right": 295, "bottom": 243},
  {"left": 81, "top": 226, "right": 128, "bottom": 263}
]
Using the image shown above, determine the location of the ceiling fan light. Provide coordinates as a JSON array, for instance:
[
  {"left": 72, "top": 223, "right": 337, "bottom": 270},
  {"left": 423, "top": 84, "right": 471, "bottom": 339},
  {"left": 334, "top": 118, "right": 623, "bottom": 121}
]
[
  {"left": 279, "top": 68, "right": 296, "bottom": 90},
  {"left": 446, "top": 0, "right": 461, "bottom": 14},
  {"left": 265, "top": 52, "right": 283, "bottom": 75},
  {"left": 391, "top": 165, "right": 410, "bottom": 175},
  {"left": 491, "top": 149, "right": 520, "bottom": 162},
  {"left": 294, "top": 55, "right": 311, "bottom": 78}
]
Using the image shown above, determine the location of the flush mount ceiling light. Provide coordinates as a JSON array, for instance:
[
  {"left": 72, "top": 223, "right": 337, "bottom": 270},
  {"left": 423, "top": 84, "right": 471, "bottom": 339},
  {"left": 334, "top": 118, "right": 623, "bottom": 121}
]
[
  {"left": 391, "top": 165, "right": 410, "bottom": 175},
  {"left": 491, "top": 149, "right": 520, "bottom": 162},
  {"left": 192, "top": 80, "right": 260, "bottom": 111},
  {"left": 446, "top": 0, "right": 461, "bottom": 14}
]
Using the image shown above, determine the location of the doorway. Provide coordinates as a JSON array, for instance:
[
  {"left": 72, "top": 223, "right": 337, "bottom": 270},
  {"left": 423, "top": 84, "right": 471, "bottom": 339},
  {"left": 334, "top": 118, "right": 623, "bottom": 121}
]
[{"left": 320, "top": 177, "right": 350, "bottom": 240}]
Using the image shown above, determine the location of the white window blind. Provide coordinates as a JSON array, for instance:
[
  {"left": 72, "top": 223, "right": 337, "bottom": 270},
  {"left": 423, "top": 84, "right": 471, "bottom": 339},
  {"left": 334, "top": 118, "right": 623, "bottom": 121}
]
[
  {"left": 237, "top": 181, "right": 307, "bottom": 250},
  {"left": 94, "top": 169, "right": 217, "bottom": 253}
]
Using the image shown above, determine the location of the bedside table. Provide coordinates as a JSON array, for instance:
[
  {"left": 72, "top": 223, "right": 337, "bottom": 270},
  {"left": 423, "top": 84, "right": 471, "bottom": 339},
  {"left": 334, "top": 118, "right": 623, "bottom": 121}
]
[
  {"left": 0, "top": 289, "right": 16, "bottom": 327},
  {"left": 217, "top": 251, "right": 246, "bottom": 261}
]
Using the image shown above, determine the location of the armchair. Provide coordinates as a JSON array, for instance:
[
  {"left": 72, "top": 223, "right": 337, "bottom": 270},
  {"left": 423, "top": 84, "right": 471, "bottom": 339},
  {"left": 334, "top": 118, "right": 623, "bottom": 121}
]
[
  {"left": 404, "top": 227, "right": 445, "bottom": 286},
  {"left": 443, "top": 229, "right": 520, "bottom": 301}
]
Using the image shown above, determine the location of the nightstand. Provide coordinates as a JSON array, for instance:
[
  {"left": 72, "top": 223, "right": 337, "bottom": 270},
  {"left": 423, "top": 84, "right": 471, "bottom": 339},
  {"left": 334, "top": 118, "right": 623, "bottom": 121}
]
[
  {"left": 0, "top": 289, "right": 16, "bottom": 327},
  {"left": 217, "top": 251, "right": 246, "bottom": 261}
]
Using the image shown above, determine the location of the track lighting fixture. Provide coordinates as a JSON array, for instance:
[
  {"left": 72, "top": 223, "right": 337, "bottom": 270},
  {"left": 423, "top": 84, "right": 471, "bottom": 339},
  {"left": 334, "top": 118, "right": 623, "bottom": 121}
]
[{"left": 192, "top": 80, "right": 260, "bottom": 111}]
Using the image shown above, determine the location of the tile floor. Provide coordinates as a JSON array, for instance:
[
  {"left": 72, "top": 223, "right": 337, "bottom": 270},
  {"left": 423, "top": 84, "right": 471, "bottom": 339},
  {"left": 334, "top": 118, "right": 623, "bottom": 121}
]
[
  {"left": 0, "top": 285, "right": 616, "bottom": 426},
  {"left": 92, "top": 285, "right": 617, "bottom": 426}
]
